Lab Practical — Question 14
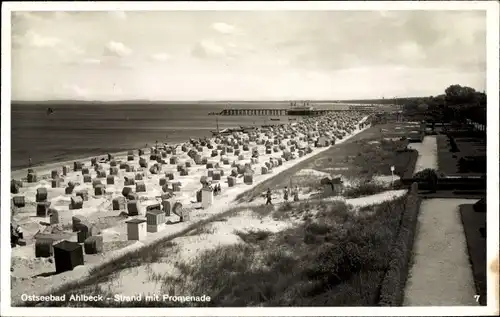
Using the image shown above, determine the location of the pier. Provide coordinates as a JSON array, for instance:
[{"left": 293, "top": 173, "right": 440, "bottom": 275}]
[
  {"left": 214, "top": 108, "right": 323, "bottom": 116},
  {"left": 209, "top": 106, "right": 376, "bottom": 116}
]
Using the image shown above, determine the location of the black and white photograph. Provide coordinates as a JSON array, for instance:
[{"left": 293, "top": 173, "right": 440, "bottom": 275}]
[{"left": 2, "top": 1, "right": 499, "bottom": 315}]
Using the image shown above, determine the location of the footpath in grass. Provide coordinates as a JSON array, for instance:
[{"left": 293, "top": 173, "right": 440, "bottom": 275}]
[{"left": 403, "top": 199, "right": 479, "bottom": 306}]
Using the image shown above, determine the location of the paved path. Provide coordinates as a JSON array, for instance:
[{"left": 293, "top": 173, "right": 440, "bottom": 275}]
[
  {"left": 403, "top": 198, "right": 479, "bottom": 306},
  {"left": 408, "top": 135, "right": 438, "bottom": 174}
]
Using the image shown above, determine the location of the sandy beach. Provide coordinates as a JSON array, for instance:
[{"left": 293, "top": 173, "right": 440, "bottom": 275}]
[{"left": 10, "top": 111, "right": 370, "bottom": 304}]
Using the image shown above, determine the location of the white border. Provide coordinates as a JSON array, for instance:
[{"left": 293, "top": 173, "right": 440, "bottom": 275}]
[
  {"left": 485, "top": 1, "right": 500, "bottom": 313},
  {"left": 1, "top": 1, "right": 499, "bottom": 316}
]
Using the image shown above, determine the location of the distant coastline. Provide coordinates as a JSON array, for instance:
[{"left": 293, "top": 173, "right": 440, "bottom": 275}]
[
  {"left": 11, "top": 100, "right": 370, "bottom": 105},
  {"left": 10, "top": 98, "right": 416, "bottom": 106}
]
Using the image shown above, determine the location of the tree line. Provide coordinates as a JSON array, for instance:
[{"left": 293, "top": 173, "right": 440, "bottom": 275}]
[{"left": 401, "top": 84, "right": 486, "bottom": 124}]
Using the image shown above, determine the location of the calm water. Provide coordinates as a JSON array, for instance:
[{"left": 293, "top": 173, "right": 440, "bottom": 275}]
[{"left": 11, "top": 102, "right": 317, "bottom": 170}]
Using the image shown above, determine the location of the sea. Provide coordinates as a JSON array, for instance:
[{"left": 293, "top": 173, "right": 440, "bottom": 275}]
[{"left": 11, "top": 102, "right": 349, "bottom": 170}]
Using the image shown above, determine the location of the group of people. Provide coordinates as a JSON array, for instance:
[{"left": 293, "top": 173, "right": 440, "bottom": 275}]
[
  {"left": 212, "top": 183, "right": 222, "bottom": 196},
  {"left": 265, "top": 186, "right": 300, "bottom": 205},
  {"left": 10, "top": 223, "right": 23, "bottom": 248}
]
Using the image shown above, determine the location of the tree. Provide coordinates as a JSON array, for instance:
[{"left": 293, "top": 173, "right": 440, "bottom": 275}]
[
  {"left": 415, "top": 168, "right": 438, "bottom": 193},
  {"left": 417, "top": 103, "right": 429, "bottom": 111},
  {"left": 444, "top": 84, "right": 477, "bottom": 105},
  {"left": 401, "top": 85, "right": 485, "bottom": 123}
]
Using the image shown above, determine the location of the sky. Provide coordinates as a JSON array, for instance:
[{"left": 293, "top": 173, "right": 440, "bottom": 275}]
[{"left": 11, "top": 10, "right": 486, "bottom": 101}]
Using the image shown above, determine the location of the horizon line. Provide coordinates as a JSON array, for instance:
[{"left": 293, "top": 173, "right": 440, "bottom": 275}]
[{"left": 10, "top": 96, "right": 444, "bottom": 103}]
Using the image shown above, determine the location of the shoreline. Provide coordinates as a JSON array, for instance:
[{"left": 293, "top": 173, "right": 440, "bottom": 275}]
[
  {"left": 11, "top": 106, "right": 303, "bottom": 173},
  {"left": 11, "top": 128, "right": 215, "bottom": 173},
  {"left": 10, "top": 115, "right": 370, "bottom": 305},
  {"left": 10, "top": 122, "right": 267, "bottom": 180}
]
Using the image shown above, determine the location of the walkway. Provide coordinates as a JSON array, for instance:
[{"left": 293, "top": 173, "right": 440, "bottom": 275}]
[
  {"left": 408, "top": 135, "right": 438, "bottom": 174},
  {"left": 403, "top": 198, "right": 479, "bottom": 306}
]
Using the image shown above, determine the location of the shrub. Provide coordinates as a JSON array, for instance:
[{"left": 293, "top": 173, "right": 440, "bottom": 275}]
[
  {"left": 343, "top": 183, "right": 386, "bottom": 198},
  {"left": 414, "top": 168, "right": 438, "bottom": 192},
  {"left": 305, "top": 242, "right": 354, "bottom": 284},
  {"left": 235, "top": 229, "right": 272, "bottom": 245},
  {"left": 280, "top": 202, "right": 294, "bottom": 212},
  {"left": 458, "top": 156, "right": 487, "bottom": 174},
  {"left": 187, "top": 225, "right": 215, "bottom": 236},
  {"left": 250, "top": 204, "right": 274, "bottom": 218},
  {"left": 448, "top": 135, "right": 460, "bottom": 152},
  {"left": 305, "top": 222, "right": 331, "bottom": 236},
  {"left": 378, "top": 183, "right": 420, "bottom": 306}
]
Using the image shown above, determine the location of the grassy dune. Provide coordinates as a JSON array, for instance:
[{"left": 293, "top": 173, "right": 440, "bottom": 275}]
[{"left": 37, "top": 195, "right": 412, "bottom": 307}]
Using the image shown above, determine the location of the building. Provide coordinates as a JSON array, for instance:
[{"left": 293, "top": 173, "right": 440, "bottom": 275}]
[{"left": 287, "top": 101, "right": 324, "bottom": 116}]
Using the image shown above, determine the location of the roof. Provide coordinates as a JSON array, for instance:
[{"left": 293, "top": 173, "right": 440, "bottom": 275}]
[
  {"left": 126, "top": 218, "right": 147, "bottom": 224},
  {"left": 146, "top": 203, "right": 161, "bottom": 210},
  {"left": 72, "top": 215, "right": 88, "bottom": 222},
  {"left": 71, "top": 196, "right": 83, "bottom": 202},
  {"left": 146, "top": 210, "right": 164, "bottom": 216},
  {"left": 331, "top": 178, "right": 343, "bottom": 184},
  {"left": 54, "top": 240, "right": 81, "bottom": 252},
  {"left": 321, "top": 176, "right": 343, "bottom": 185},
  {"left": 34, "top": 231, "right": 76, "bottom": 241}
]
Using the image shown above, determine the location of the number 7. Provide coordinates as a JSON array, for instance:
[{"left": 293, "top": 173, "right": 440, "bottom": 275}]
[{"left": 474, "top": 295, "right": 480, "bottom": 302}]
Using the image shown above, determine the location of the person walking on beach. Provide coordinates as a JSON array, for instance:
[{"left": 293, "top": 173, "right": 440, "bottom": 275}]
[
  {"left": 11, "top": 223, "right": 18, "bottom": 247},
  {"left": 265, "top": 188, "right": 273, "bottom": 205},
  {"left": 293, "top": 186, "right": 300, "bottom": 202},
  {"left": 283, "top": 186, "right": 289, "bottom": 202},
  {"left": 11, "top": 223, "right": 22, "bottom": 247},
  {"left": 28, "top": 156, "right": 32, "bottom": 168}
]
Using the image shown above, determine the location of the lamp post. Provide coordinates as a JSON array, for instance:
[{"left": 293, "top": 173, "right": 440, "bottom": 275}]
[
  {"left": 216, "top": 115, "right": 220, "bottom": 134},
  {"left": 390, "top": 165, "right": 395, "bottom": 187}
]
